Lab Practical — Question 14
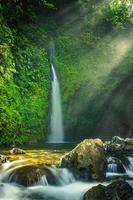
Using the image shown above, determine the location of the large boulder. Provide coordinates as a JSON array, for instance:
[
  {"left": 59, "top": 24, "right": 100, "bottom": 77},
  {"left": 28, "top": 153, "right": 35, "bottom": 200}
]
[
  {"left": 105, "top": 136, "right": 133, "bottom": 155},
  {"left": 60, "top": 139, "right": 106, "bottom": 180},
  {"left": 84, "top": 180, "right": 133, "bottom": 200}
]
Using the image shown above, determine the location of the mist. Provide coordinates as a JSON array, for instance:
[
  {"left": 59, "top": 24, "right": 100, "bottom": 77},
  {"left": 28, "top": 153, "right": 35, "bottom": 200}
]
[{"left": 53, "top": 0, "right": 133, "bottom": 141}]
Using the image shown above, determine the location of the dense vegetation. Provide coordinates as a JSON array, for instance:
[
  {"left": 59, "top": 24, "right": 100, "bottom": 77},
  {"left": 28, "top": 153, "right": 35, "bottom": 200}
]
[{"left": 0, "top": 0, "right": 133, "bottom": 145}]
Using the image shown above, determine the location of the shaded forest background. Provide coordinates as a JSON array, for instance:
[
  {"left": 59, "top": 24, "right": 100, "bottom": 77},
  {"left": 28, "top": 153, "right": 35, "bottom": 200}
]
[{"left": 0, "top": 0, "right": 133, "bottom": 145}]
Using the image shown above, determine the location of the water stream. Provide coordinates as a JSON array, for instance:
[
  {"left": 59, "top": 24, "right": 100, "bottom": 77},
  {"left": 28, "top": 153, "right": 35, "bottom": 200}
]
[
  {"left": 0, "top": 160, "right": 106, "bottom": 200},
  {"left": 0, "top": 156, "right": 133, "bottom": 200}
]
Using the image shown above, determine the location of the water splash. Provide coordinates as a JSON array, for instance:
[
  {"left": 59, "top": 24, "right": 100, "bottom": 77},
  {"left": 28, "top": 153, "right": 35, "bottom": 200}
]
[
  {"left": 47, "top": 165, "right": 75, "bottom": 185},
  {"left": 0, "top": 159, "right": 31, "bottom": 182}
]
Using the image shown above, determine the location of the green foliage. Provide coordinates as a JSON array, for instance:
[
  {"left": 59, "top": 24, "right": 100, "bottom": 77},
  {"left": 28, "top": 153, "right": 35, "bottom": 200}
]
[
  {"left": 105, "top": 0, "right": 133, "bottom": 27},
  {"left": 0, "top": 25, "right": 21, "bottom": 145},
  {"left": 40, "top": 0, "right": 55, "bottom": 9},
  {"left": 0, "top": 0, "right": 55, "bottom": 26},
  {"left": 12, "top": 29, "right": 50, "bottom": 144},
  {"left": 0, "top": 28, "right": 50, "bottom": 145},
  {"left": 0, "top": 2, "right": 50, "bottom": 145}
]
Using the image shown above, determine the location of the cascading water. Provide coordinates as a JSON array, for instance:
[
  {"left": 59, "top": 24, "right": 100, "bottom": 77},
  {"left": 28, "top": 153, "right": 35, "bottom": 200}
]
[
  {"left": 0, "top": 160, "right": 107, "bottom": 200},
  {"left": 125, "top": 156, "right": 133, "bottom": 178},
  {"left": 47, "top": 165, "right": 75, "bottom": 186},
  {"left": 0, "top": 157, "right": 133, "bottom": 200},
  {"left": 106, "top": 156, "right": 127, "bottom": 177},
  {"left": 47, "top": 40, "right": 64, "bottom": 143},
  {"left": 106, "top": 157, "right": 120, "bottom": 174},
  {"left": 107, "top": 163, "right": 118, "bottom": 173},
  {"left": 106, "top": 156, "right": 133, "bottom": 179}
]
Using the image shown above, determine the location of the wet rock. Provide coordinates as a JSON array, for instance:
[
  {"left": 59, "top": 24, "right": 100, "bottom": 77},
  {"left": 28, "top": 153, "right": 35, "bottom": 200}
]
[
  {"left": 105, "top": 181, "right": 133, "bottom": 200},
  {"left": 10, "top": 148, "right": 26, "bottom": 155},
  {"left": 84, "top": 184, "right": 105, "bottom": 200},
  {"left": 0, "top": 154, "right": 7, "bottom": 164},
  {"left": 8, "top": 165, "right": 58, "bottom": 186},
  {"left": 84, "top": 180, "right": 133, "bottom": 200},
  {"left": 60, "top": 139, "right": 106, "bottom": 180},
  {"left": 8, "top": 165, "right": 43, "bottom": 186},
  {"left": 105, "top": 136, "right": 133, "bottom": 155}
]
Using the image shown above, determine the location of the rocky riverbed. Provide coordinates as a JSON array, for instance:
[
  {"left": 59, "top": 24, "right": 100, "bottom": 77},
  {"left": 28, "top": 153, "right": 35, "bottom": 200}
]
[{"left": 0, "top": 136, "right": 133, "bottom": 200}]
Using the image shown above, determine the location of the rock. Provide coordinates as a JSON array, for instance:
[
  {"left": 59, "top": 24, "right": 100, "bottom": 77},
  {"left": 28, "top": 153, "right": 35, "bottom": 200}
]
[
  {"left": 60, "top": 139, "right": 106, "bottom": 180},
  {"left": 0, "top": 155, "right": 7, "bottom": 164},
  {"left": 84, "top": 180, "right": 133, "bottom": 200},
  {"left": 112, "top": 136, "right": 125, "bottom": 144},
  {"left": 105, "top": 181, "right": 133, "bottom": 200},
  {"left": 10, "top": 148, "right": 26, "bottom": 155},
  {"left": 84, "top": 184, "right": 105, "bottom": 200},
  {"left": 105, "top": 136, "right": 133, "bottom": 155},
  {"left": 8, "top": 165, "right": 58, "bottom": 186},
  {"left": 8, "top": 165, "right": 43, "bottom": 186}
]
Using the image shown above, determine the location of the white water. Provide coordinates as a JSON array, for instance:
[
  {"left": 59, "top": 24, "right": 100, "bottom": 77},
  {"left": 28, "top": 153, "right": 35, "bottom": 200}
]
[
  {"left": 0, "top": 157, "right": 133, "bottom": 200},
  {"left": 125, "top": 156, "right": 133, "bottom": 178},
  {"left": 0, "top": 160, "right": 107, "bottom": 200},
  {"left": 0, "top": 181, "right": 107, "bottom": 200},
  {"left": 0, "top": 156, "right": 133, "bottom": 200},
  {"left": 0, "top": 159, "right": 31, "bottom": 182},
  {"left": 107, "top": 163, "right": 118, "bottom": 173},
  {"left": 48, "top": 62, "right": 64, "bottom": 143},
  {"left": 106, "top": 156, "right": 133, "bottom": 178},
  {"left": 106, "top": 157, "right": 119, "bottom": 177},
  {"left": 47, "top": 165, "right": 75, "bottom": 185}
]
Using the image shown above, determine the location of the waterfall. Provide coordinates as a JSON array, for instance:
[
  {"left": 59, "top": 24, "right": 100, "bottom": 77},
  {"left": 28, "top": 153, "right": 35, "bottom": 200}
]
[
  {"left": 47, "top": 165, "right": 75, "bottom": 186},
  {"left": 106, "top": 157, "right": 126, "bottom": 177},
  {"left": 107, "top": 163, "right": 118, "bottom": 173},
  {"left": 47, "top": 40, "right": 64, "bottom": 143},
  {"left": 107, "top": 157, "right": 118, "bottom": 173},
  {"left": 125, "top": 156, "right": 133, "bottom": 178},
  {"left": 127, "top": 157, "right": 133, "bottom": 172}
]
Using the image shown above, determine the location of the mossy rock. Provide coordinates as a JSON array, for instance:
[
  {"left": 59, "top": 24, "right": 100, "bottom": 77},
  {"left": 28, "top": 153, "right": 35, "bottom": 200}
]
[{"left": 60, "top": 139, "right": 106, "bottom": 180}]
